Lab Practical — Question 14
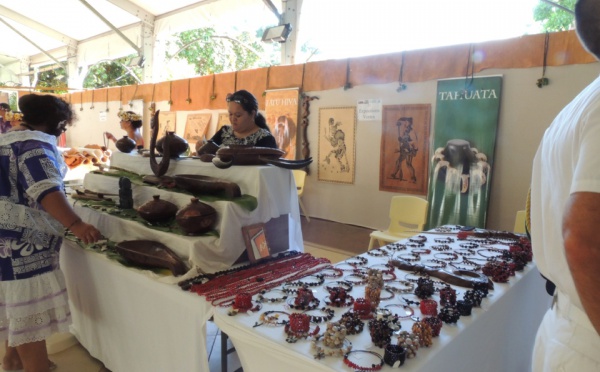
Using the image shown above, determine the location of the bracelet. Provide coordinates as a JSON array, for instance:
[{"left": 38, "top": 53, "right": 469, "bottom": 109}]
[
  {"left": 253, "top": 310, "right": 290, "bottom": 327},
  {"left": 344, "top": 350, "right": 384, "bottom": 372},
  {"left": 434, "top": 252, "right": 459, "bottom": 261},
  {"left": 431, "top": 244, "right": 451, "bottom": 251},
  {"left": 434, "top": 237, "right": 455, "bottom": 244},
  {"left": 385, "top": 243, "right": 407, "bottom": 252},
  {"left": 384, "top": 344, "right": 407, "bottom": 367},
  {"left": 366, "top": 248, "right": 389, "bottom": 257},
  {"left": 409, "top": 235, "right": 427, "bottom": 243},
  {"left": 385, "top": 280, "right": 415, "bottom": 294},
  {"left": 66, "top": 217, "right": 82, "bottom": 230}
]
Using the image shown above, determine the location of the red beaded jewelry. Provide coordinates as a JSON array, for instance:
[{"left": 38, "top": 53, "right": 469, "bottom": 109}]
[
  {"left": 343, "top": 350, "right": 384, "bottom": 371},
  {"left": 420, "top": 299, "right": 438, "bottom": 316},
  {"left": 353, "top": 297, "right": 373, "bottom": 319}
]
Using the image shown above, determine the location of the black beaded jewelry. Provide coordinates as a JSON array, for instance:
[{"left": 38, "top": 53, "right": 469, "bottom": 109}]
[
  {"left": 410, "top": 248, "right": 432, "bottom": 255},
  {"left": 285, "top": 274, "right": 325, "bottom": 287},
  {"left": 369, "top": 263, "right": 394, "bottom": 273},
  {"left": 385, "top": 243, "right": 407, "bottom": 252},
  {"left": 409, "top": 235, "right": 427, "bottom": 243},
  {"left": 339, "top": 310, "right": 365, "bottom": 335},
  {"left": 434, "top": 252, "right": 459, "bottom": 261},
  {"left": 431, "top": 244, "right": 452, "bottom": 251},
  {"left": 303, "top": 307, "right": 335, "bottom": 324},
  {"left": 385, "top": 280, "right": 415, "bottom": 294},
  {"left": 397, "top": 253, "right": 420, "bottom": 263},
  {"left": 383, "top": 344, "right": 407, "bottom": 367},
  {"left": 345, "top": 273, "right": 368, "bottom": 285},
  {"left": 286, "top": 296, "right": 320, "bottom": 311},
  {"left": 459, "top": 242, "right": 479, "bottom": 249},
  {"left": 319, "top": 267, "right": 344, "bottom": 278},
  {"left": 438, "top": 304, "right": 461, "bottom": 324},
  {"left": 414, "top": 277, "right": 436, "bottom": 299},
  {"left": 434, "top": 237, "right": 455, "bottom": 244},
  {"left": 346, "top": 256, "right": 369, "bottom": 267},
  {"left": 406, "top": 242, "right": 425, "bottom": 248},
  {"left": 256, "top": 289, "right": 288, "bottom": 304},
  {"left": 324, "top": 281, "right": 353, "bottom": 292},
  {"left": 456, "top": 299, "right": 473, "bottom": 316},
  {"left": 455, "top": 248, "right": 476, "bottom": 256},
  {"left": 449, "top": 261, "right": 480, "bottom": 271},
  {"left": 367, "top": 248, "right": 389, "bottom": 257},
  {"left": 477, "top": 247, "right": 505, "bottom": 259}
]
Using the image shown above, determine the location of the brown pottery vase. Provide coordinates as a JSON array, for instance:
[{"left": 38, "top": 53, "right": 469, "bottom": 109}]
[
  {"left": 115, "top": 136, "right": 136, "bottom": 153},
  {"left": 156, "top": 132, "right": 189, "bottom": 158},
  {"left": 137, "top": 195, "right": 178, "bottom": 223},
  {"left": 176, "top": 198, "right": 217, "bottom": 235}
]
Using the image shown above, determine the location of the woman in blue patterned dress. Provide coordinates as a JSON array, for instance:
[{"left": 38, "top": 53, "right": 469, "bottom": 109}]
[
  {"left": 0, "top": 94, "right": 102, "bottom": 371},
  {"left": 195, "top": 90, "right": 277, "bottom": 155}
]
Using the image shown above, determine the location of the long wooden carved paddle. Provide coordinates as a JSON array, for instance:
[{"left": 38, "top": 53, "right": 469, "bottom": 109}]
[{"left": 390, "top": 259, "right": 493, "bottom": 290}]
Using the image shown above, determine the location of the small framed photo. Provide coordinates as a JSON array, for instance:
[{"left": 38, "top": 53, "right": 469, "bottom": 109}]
[{"left": 242, "top": 223, "right": 271, "bottom": 263}]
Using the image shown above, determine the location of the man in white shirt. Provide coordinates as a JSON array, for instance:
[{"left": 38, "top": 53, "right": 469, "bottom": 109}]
[{"left": 530, "top": 1, "right": 600, "bottom": 370}]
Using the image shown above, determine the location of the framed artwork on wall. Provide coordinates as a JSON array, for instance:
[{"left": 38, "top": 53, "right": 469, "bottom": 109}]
[
  {"left": 183, "top": 113, "right": 211, "bottom": 144},
  {"left": 242, "top": 223, "right": 271, "bottom": 263},
  {"left": 158, "top": 111, "right": 177, "bottom": 136},
  {"left": 318, "top": 106, "right": 356, "bottom": 184},
  {"left": 380, "top": 104, "right": 431, "bottom": 195}
]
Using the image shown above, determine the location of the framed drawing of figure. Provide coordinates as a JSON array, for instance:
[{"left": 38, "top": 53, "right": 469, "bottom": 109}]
[
  {"left": 380, "top": 104, "right": 431, "bottom": 195},
  {"left": 318, "top": 107, "right": 356, "bottom": 184},
  {"left": 183, "top": 113, "right": 211, "bottom": 144}
]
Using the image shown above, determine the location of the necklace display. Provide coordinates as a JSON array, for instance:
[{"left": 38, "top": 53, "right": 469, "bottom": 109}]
[{"left": 189, "top": 253, "right": 331, "bottom": 306}]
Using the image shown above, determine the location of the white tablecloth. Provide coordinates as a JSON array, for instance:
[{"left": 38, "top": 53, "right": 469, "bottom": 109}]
[
  {"left": 80, "top": 152, "right": 303, "bottom": 272},
  {"left": 60, "top": 240, "right": 213, "bottom": 372},
  {"left": 213, "top": 232, "right": 551, "bottom": 372}
]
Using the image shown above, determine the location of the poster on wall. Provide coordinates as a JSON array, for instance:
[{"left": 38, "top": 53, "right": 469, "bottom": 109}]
[
  {"left": 158, "top": 111, "right": 177, "bottom": 136},
  {"left": 318, "top": 106, "right": 356, "bottom": 184},
  {"left": 426, "top": 76, "right": 503, "bottom": 229},
  {"left": 183, "top": 113, "right": 211, "bottom": 145},
  {"left": 265, "top": 88, "right": 299, "bottom": 160},
  {"left": 379, "top": 104, "right": 431, "bottom": 195}
]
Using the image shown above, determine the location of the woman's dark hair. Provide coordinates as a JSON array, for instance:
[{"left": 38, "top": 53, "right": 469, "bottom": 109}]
[
  {"left": 226, "top": 89, "right": 270, "bottom": 132},
  {"left": 19, "top": 94, "right": 75, "bottom": 136},
  {"left": 0, "top": 103, "right": 10, "bottom": 111}
]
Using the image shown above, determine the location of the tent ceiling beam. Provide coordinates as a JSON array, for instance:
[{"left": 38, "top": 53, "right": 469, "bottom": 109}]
[
  {"left": 156, "top": 0, "right": 223, "bottom": 20},
  {"left": 78, "top": 0, "right": 142, "bottom": 56},
  {"left": 0, "top": 17, "right": 67, "bottom": 71},
  {"left": 0, "top": 5, "right": 77, "bottom": 49},
  {"left": 108, "top": 0, "right": 155, "bottom": 27},
  {"left": 262, "top": 0, "right": 282, "bottom": 23}
]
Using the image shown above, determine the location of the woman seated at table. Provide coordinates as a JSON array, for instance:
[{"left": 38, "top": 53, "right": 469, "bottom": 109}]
[
  {"left": 104, "top": 110, "right": 144, "bottom": 149},
  {"left": 196, "top": 90, "right": 277, "bottom": 155}
]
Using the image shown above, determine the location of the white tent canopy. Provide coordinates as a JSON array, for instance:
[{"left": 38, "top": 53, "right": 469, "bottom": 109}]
[{"left": 0, "top": 0, "right": 285, "bottom": 87}]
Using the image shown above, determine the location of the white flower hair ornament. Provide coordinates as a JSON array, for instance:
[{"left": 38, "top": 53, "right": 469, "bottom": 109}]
[{"left": 117, "top": 111, "right": 142, "bottom": 122}]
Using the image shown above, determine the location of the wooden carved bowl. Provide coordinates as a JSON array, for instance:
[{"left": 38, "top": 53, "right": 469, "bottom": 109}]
[
  {"left": 174, "top": 174, "right": 242, "bottom": 199},
  {"left": 115, "top": 240, "right": 188, "bottom": 276}
]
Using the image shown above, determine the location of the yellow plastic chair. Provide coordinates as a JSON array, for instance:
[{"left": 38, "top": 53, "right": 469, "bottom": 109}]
[
  {"left": 292, "top": 170, "right": 310, "bottom": 222},
  {"left": 514, "top": 210, "right": 526, "bottom": 234},
  {"left": 368, "top": 196, "right": 429, "bottom": 250}
]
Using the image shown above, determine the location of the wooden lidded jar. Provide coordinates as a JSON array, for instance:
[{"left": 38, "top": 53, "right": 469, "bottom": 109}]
[
  {"left": 176, "top": 198, "right": 217, "bottom": 235},
  {"left": 137, "top": 195, "right": 178, "bottom": 223}
]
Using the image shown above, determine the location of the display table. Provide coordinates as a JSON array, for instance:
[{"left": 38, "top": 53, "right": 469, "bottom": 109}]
[
  {"left": 60, "top": 240, "right": 213, "bottom": 372},
  {"left": 213, "top": 229, "right": 551, "bottom": 372},
  {"left": 79, "top": 152, "right": 304, "bottom": 272},
  {"left": 60, "top": 154, "right": 304, "bottom": 372}
]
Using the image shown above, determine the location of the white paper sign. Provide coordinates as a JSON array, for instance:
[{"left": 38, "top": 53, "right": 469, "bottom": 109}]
[
  {"left": 99, "top": 111, "right": 108, "bottom": 122},
  {"left": 357, "top": 99, "right": 382, "bottom": 121}
]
